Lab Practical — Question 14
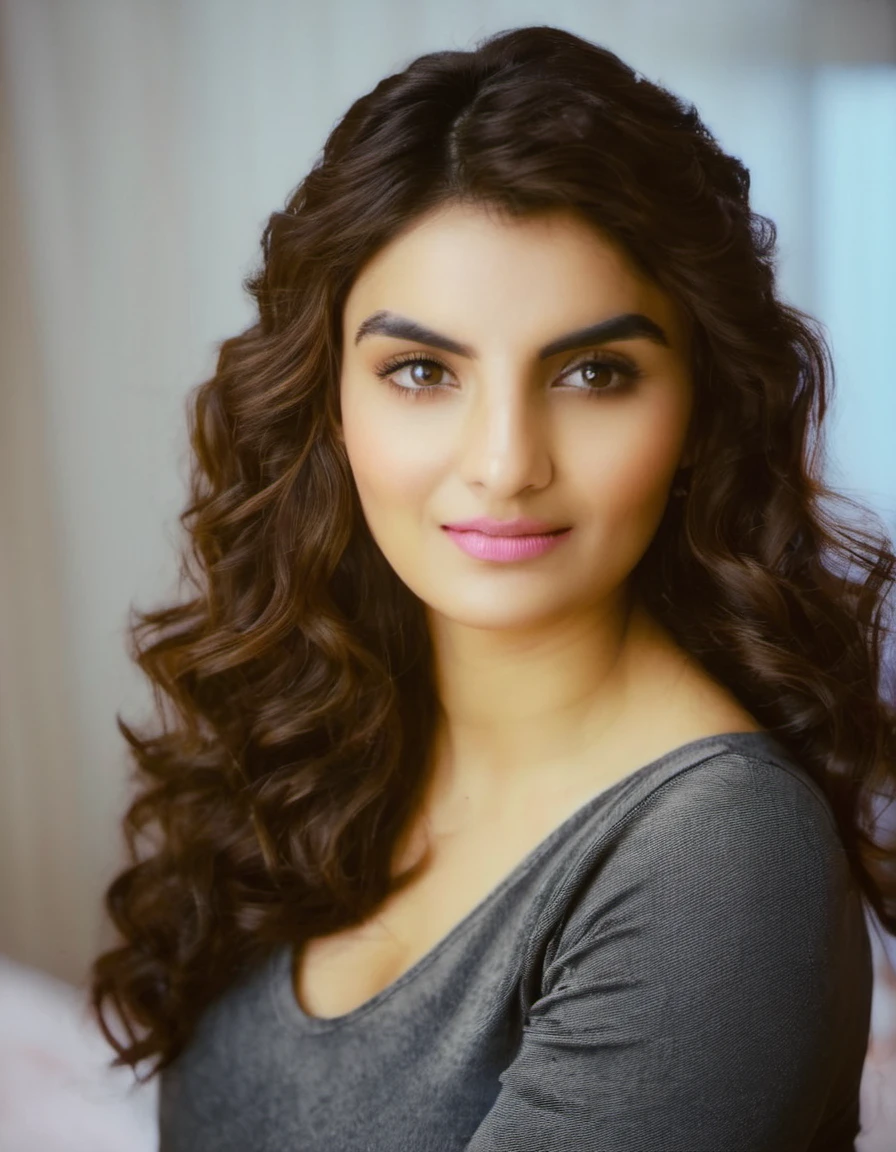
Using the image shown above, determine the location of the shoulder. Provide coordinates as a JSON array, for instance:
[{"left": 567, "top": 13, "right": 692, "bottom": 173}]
[
  {"left": 554, "top": 744, "right": 857, "bottom": 959},
  {"left": 535, "top": 743, "right": 873, "bottom": 1048},
  {"left": 516, "top": 745, "right": 873, "bottom": 1152},
  {"left": 634, "top": 743, "right": 842, "bottom": 853}
]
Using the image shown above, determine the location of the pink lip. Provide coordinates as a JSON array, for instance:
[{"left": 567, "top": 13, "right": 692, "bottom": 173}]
[
  {"left": 443, "top": 526, "right": 572, "bottom": 562},
  {"left": 443, "top": 516, "right": 567, "bottom": 537}
]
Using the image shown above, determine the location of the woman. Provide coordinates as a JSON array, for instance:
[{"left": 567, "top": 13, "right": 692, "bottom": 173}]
[{"left": 90, "top": 25, "right": 896, "bottom": 1151}]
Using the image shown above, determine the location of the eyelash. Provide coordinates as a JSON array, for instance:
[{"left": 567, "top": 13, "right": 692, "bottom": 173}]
[{"left": 373, "top": 351, "right": 643, "bottom": 401}]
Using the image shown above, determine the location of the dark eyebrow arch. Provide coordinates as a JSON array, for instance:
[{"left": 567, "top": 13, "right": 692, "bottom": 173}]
[{"left": 353, "top": 310, "right": 670, "bottom": 358}]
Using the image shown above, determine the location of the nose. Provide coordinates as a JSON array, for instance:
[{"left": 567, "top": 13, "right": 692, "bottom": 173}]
[{"left": 457, "top": 378, "right": 554, "bottom": 498}]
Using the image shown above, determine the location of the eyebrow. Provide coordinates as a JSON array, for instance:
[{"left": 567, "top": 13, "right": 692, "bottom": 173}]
[{"left": 353, "top": 309, "right": 670, "bottom": 359}]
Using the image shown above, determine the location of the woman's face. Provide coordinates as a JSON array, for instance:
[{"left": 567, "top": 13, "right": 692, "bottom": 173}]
[{"left": 338, "top": 201, "right": 695, "bottom": 634}]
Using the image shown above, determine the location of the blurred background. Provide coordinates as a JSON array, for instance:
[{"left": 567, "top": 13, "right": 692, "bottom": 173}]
[{"left": 1, "top": 1, "right": 895, "bottom": 1148}]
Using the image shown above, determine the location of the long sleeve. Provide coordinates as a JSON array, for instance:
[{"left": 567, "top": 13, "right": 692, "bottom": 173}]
[{"left": 464, "top": 752, "right": 872, "bottom": 1152}]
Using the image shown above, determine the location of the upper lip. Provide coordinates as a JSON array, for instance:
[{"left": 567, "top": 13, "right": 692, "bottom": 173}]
[{"left": 443, "top": 517, "right": 569, "bottom": 537}]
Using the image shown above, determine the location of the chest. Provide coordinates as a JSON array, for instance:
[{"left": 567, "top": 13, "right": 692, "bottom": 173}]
[
  {"left": 290, "top": 792, "right": 593, "bottom": 1021},
  {"left": 291, "top": 701, "right": 763, "bottom": 1021}
]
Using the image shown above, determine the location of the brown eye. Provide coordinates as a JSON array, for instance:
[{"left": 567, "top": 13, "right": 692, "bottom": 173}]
[
  {"left": 406, "top": 361, "right": 445, "bottom": 386},
  {"left": 561, "top": 354, "right": 643, "bottom": 396},
  {"left": 374, "top": 354, "right": 454, "bottom": 400},
  {"left": 580, "top": 363, "right": 616, "bottom": 388}
]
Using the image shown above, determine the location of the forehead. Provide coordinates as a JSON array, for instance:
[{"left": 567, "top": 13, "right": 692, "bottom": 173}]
[{"left": 343, "top": 202, "right": 688, "bottom": 351}]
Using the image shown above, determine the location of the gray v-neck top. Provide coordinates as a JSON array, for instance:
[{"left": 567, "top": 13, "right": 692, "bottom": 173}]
[{"left": 157, "top": 731, "right": 873, "bottom": 1151}]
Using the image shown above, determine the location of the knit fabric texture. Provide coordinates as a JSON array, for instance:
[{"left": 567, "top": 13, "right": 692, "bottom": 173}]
[{"left": 158, "top": 730, "right": 873, "bottom": 1151}]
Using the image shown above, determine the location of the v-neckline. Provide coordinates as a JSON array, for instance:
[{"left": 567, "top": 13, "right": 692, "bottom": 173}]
[{"left": 272, "top": 729, "right": 781, "bottom": 1032}]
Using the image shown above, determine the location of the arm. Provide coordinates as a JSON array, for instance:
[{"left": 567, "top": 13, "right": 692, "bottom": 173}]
[{"left": 464, "top": 753, "right": 869, "bottom": 1152}]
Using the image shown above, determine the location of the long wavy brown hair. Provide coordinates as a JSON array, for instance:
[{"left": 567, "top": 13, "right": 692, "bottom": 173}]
[{"left": 89, "top": 25, "right": 896, "bottom": 1081}]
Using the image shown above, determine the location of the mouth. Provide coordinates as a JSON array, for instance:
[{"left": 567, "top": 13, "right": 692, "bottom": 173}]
[{"left": 442, "top": 525, "right": 572, "bottom": 561}]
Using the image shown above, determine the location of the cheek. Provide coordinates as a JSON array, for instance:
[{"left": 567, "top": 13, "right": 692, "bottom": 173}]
[
  {"left": 574, "top": 402, "right": 687, "bottom": 521},
  {"left": 565, "top": 412, "right": 685, "bottom": 595},
  {"left": 343, "top": 402, "right": 442, "bottom": 518}
]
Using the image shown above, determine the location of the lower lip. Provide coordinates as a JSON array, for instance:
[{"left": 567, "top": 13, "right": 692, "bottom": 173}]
[{"left": 442, "top": 527, "right": 572, "bottom": 562}]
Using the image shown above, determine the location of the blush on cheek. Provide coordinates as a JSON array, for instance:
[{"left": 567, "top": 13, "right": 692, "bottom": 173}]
[
  {"left": 595, "top": 436, "right": 680, "bottom": 506},
  {"left": 345, "top": 424, "right": 439, "bottom": 520},
  {"left": 628, "top": 407, "right": 686, "bottom": 483}
]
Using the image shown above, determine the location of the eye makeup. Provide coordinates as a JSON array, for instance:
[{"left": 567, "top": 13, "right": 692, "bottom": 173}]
[{"left": 372, "top": 350, "right": 644, "bottom": 402}]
